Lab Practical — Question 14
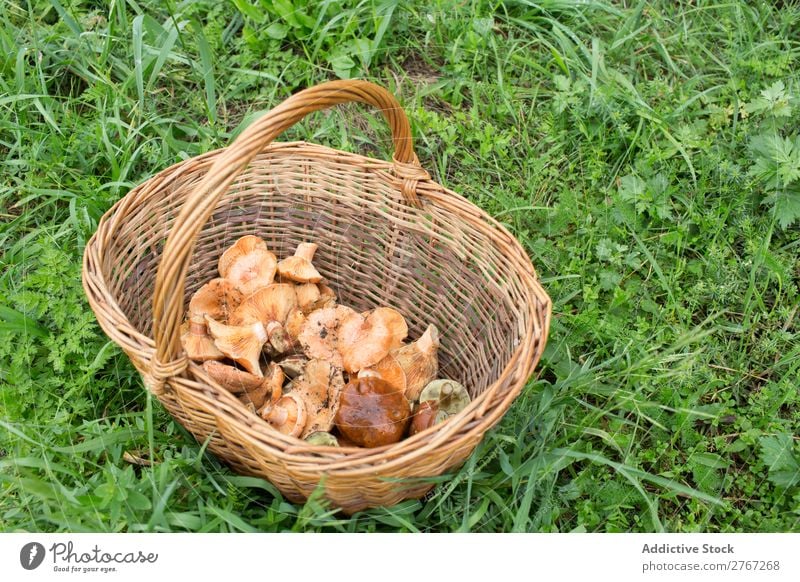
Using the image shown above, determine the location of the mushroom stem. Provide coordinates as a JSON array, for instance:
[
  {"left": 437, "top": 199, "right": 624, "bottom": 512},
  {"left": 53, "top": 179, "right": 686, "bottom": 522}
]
[
  {"left": 265, "top": 362, "right": 284, "bottom": 405},
  {"left": 416, "top": 324, "right": 440, "bottom": 355},
  {"left": 267, "top": 406, "right": 288, "bottom": 426},
  {"left": 181, "top": 317, "right": 224, "bottom": 361},
  {"left": 294, "top": 242, "right": 318, "bottom": 262},
  {"left": 188, "top": 319, "right": 207, "bottom": 336}
]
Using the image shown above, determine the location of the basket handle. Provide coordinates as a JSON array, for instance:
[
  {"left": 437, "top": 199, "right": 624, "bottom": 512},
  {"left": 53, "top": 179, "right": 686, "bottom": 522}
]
[{"left": 149, "top": 80, "right": 429, "bottom": 384}]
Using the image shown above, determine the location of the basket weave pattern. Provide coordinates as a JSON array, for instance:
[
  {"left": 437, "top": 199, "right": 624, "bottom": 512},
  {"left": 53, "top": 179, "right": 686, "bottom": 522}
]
[{"left": 83, "top": 80, "right": 551, "bottom": 513}]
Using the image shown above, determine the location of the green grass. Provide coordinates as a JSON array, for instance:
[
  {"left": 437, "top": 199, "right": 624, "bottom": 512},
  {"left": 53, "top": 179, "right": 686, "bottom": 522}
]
[{"left": 1, "top": 0, "right": 799, "bottom": 532}]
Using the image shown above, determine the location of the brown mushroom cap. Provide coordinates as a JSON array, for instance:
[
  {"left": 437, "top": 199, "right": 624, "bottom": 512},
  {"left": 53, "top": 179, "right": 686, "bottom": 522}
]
[
  {"left": 409, "top": 400, "right": 440, "bottom": 436},
  {"left": 218, "top": 235, "right": 267, "bottom": 278},
  {"left": 225, "top": 249, "right": 278, "bottom": 295},
  {"left": 334, "top": 377, "right": 410, "bottom": 448},
  {"left": 181, "top": 319, "right": 225, "bottom": 361},
  {"left": 290, "top": 359, "right": 345, "bottom": 438},
  {"left": 188, "top": 278, "right": 244, "bottom": 322},
  {"left": 337, "top": 307, "right": 409, "bottom": 373},
  {"left": 261, "top": 393, "right": 307, "bottom": 437},
  {"left": 357, "top": 355, "right": 406, "bottom": 394},
  {"left": 229, "top": 284, "right": 297, "bottom": 326},
  {"left": 205, "top": 316, "right": 267, "bottom": 377},
  {"left": 298, "top": 305, "right": 357, "bottom": 369}
]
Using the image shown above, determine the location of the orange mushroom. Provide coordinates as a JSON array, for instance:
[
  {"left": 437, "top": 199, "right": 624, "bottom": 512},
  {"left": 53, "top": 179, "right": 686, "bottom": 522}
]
[
  {"left": 225, "top": 248, "right": 278, "bottom": 296},
  {"left": 205, "top": 316, "right": 267, "bottom": 377},
  {"left": 202, "top": 360, "right": 263, "bottom": 394},
  {"left": 310, "top": 283, "right": 337, "bottom": 312},
  {"left": 181, "top": 279, "right": 243, "bottom": 361},
  {"left": 218, "top": 235, "right": 267, "bottom": 278},
  {"left": 298, "top": 305, "right": 357, "bottom": 369},
  {"left": 357, "top": 356, "right": 406, "bottom": 394},
  {"left": 294, "top": 283, "right": 321, "bottom": 313},
  {"left": 201, "top": 360, "right": 282, "bottom": 409},
  {"left": 277, "top": 242, "right": 322, "bottom": 283},
  {"left": 229, "top": 284, "right": 298, "bottom": 353},
  {"left": 294, "top": 282, "right": 336, "bottom": 313},
  {"left": 337, "top": 307, "right": 409, "bottom": 373},
  {"left": 289, "top": 359, "right": 345, "bottom": 438},
  {"left": 181, "top": 319, "right": 224, "bottom": 361},
  {"left": 263, "top": 362, "right": 285, "bottom": 405},
  {"left": 230, "top": 284, "right": 297, "bottom": 325},
  {"left": 397, "top": 324, "right": 440, "bottom": 401},
  {"left": 188, "top": 278, "right": 244, "bottom": 322},
  {"left": 260, "top": 393, "right": 307, "bottom": 437},
  {"left": 357, "top": 324, "right": 438, "bottom": 398}
]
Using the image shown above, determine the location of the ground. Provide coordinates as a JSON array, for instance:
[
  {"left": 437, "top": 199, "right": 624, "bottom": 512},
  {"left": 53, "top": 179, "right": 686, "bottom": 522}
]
[{"left": 1, "top": 0, "right": 799, "bottom": 532}]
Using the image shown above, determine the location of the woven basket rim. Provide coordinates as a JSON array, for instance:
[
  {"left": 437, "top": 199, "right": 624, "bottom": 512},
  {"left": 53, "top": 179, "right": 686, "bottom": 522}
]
[{"left": 84, "top": 138, "right": 552, "bottom": 474}]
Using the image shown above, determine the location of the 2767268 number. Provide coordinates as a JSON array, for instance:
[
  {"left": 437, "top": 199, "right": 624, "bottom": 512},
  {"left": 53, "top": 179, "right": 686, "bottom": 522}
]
[{"left": 728, "top": 561, "right": 780, "bottom": 571}]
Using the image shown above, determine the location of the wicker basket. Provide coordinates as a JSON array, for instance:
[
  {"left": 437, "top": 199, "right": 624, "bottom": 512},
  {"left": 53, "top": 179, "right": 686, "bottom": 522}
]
[{"left": 82, "top": 80, "right": 551, "bottom": 514}]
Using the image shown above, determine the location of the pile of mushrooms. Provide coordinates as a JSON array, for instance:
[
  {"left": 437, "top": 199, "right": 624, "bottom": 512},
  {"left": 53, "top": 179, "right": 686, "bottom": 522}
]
[{"left": 180, "top": 236, "right": 471, "bottom": 448}]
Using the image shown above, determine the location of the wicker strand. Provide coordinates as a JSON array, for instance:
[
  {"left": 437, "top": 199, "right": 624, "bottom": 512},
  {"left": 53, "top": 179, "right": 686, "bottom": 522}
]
[
  {"left": 392, "top": 155, "right": 430, "bottom": 209},
  {"left": 144, "top": 353, "right": 188, "bottom": 396}
]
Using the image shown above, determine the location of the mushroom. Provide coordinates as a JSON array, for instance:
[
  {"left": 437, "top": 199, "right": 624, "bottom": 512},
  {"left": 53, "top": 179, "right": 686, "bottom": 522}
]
[
  {"left": 181, "top": 319, "right": 224, "bottom": 361},
  {"left": 298, "top": 305, "right": 357, "bottom": 369},
  {"left": 277, "top": 242, "right": 322, "bottom": 283},
  {"left": 260, "top": 393, "right": 307, "bottom": 437},
  {"left": 290, "top": 359, "right": 345, "bottom": 438},
  {"left": 224, "top": 248, "right": 278, "bottom": 296},
  {"left": 205, "top": 316, "right": 267, "bottom": 377},
  {"left": 188, "top": 278, "right": 244, "bottom": 322},
  {"left": 294, "top": 282, "right": 337, "bottom": 313},
  {"left": 408, "top": 400, "right": 439, "bottom": 436},
  {"left": 357, "top": 356, "right": 406, "bottom": 394},
  {"left": 305, "top": 432, "right": 339, "bottom": 447},
  {"left": 201, "top": 361, "right": 282, "bottom": 409},
  {"left": 395, "top": 324, "right": 440, "bottom": 401},
  {"left": 284, "top": 308, "right": 306, "bottom": 346},
  {"left": 229, "top": 284, "right": 298, "bottom": 353},
  {"left": 263, "top": 362, "right": 285, "bottom": 404},
  {"left": 202, "top": 360, "right": 263, "bottom": 394},
  {"left": 218, "top": 235, "right": 267, "bottom": 278},
  {"left": 315, "top": 284, "right": 337, "bottom": 309},
  {"left": 337, "top": 307, "right": 409, "bottom": 373},
  {"left": 294, "top": 283, "right": 321, "bottom": 313},
  {"left": 419, "top": 379, "right": 471, "bottom": 423},
  {"left": 180, "top": 278, "right": 244, "bottom": 361},
  {"left": 334, "top": 376, "right": 410, "bottom": 447},
  {"left": 277, "top": 354, "right": 308, "bottom": 379}
]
